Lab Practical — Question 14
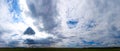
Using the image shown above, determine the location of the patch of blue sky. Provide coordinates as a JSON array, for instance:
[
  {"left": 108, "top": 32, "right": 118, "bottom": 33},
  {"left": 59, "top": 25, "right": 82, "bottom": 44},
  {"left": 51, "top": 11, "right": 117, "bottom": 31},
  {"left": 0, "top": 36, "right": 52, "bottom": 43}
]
[
  {"left": 66, "top": 42, "right": 80, "bottom": 47},
  {"left": 7, "top": 0, "right": 23, "bottom": 23},
  {"left": 7, "top": 0, "right": 21, "bottom": 14},
  {"left": 67, "top": 19, "right": 78, "bottom": 29},
  {"left": 12, "top": 15, "right": 23, "bottom": 23},
  {"left": 81, "top": 40, "right": 100, "bottom": 45}
]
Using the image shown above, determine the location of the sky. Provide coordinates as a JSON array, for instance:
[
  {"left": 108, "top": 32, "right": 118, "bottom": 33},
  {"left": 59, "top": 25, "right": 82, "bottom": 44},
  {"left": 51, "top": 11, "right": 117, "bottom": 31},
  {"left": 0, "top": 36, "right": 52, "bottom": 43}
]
[{"left": 0, "top": 0, "right": 120, "bottom": 48}]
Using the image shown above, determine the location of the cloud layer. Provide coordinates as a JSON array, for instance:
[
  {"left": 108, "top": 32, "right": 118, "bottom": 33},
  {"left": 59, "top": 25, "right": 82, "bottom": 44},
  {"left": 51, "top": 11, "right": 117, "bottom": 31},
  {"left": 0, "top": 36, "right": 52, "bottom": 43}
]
[
  {"left": 0, "top": 0, "right": 120, "bottom": 47},
  {"left": 26, "top": 0, "right": 59, "bottom": 33}
]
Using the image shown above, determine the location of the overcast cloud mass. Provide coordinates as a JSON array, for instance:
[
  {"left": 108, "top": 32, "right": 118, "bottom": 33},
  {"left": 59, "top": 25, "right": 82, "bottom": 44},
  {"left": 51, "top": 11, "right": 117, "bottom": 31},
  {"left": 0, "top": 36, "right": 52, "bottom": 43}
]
[{"left": 0, "top": 0, "right": 120, "bottom": 48}]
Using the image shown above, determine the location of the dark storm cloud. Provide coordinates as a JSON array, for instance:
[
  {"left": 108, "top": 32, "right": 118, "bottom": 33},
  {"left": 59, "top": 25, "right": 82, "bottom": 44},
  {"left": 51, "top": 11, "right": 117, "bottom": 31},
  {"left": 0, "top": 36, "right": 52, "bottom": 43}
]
[{"left": 26, "top": 0, "right": 58, "bottom": 33}]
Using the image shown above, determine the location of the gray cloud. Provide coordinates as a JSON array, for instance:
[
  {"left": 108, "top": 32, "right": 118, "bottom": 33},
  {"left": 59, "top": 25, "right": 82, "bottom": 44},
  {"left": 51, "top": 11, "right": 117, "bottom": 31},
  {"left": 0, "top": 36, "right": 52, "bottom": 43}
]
[{"left": 26, "top": 0, "right": 58, "bottom": 33}]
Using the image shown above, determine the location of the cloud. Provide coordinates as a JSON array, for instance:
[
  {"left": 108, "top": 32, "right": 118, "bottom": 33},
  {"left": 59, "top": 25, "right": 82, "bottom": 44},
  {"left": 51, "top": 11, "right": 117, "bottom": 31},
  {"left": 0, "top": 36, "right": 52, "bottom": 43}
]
[
  {"left": 53, "top": 0, "right": 120, "bottom": 47},
  {"left": 23, "top": 37, "right": 61, "bottom": 47},
  {"left": 26, "top": 0, "right": 59, "bottom": 33},
  {"left": 0, "top": 0, "right": 120, "bottom": 47},
  {"left": 0, "top": 0, "right": 28, "bottom": 46}
]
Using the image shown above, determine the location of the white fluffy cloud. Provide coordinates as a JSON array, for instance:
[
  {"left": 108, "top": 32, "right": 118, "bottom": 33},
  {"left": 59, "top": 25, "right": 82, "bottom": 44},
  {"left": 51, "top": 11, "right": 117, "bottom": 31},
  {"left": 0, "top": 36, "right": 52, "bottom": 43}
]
[{"left": 53, "top": 0, "right": 120, "bottom": 47}]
